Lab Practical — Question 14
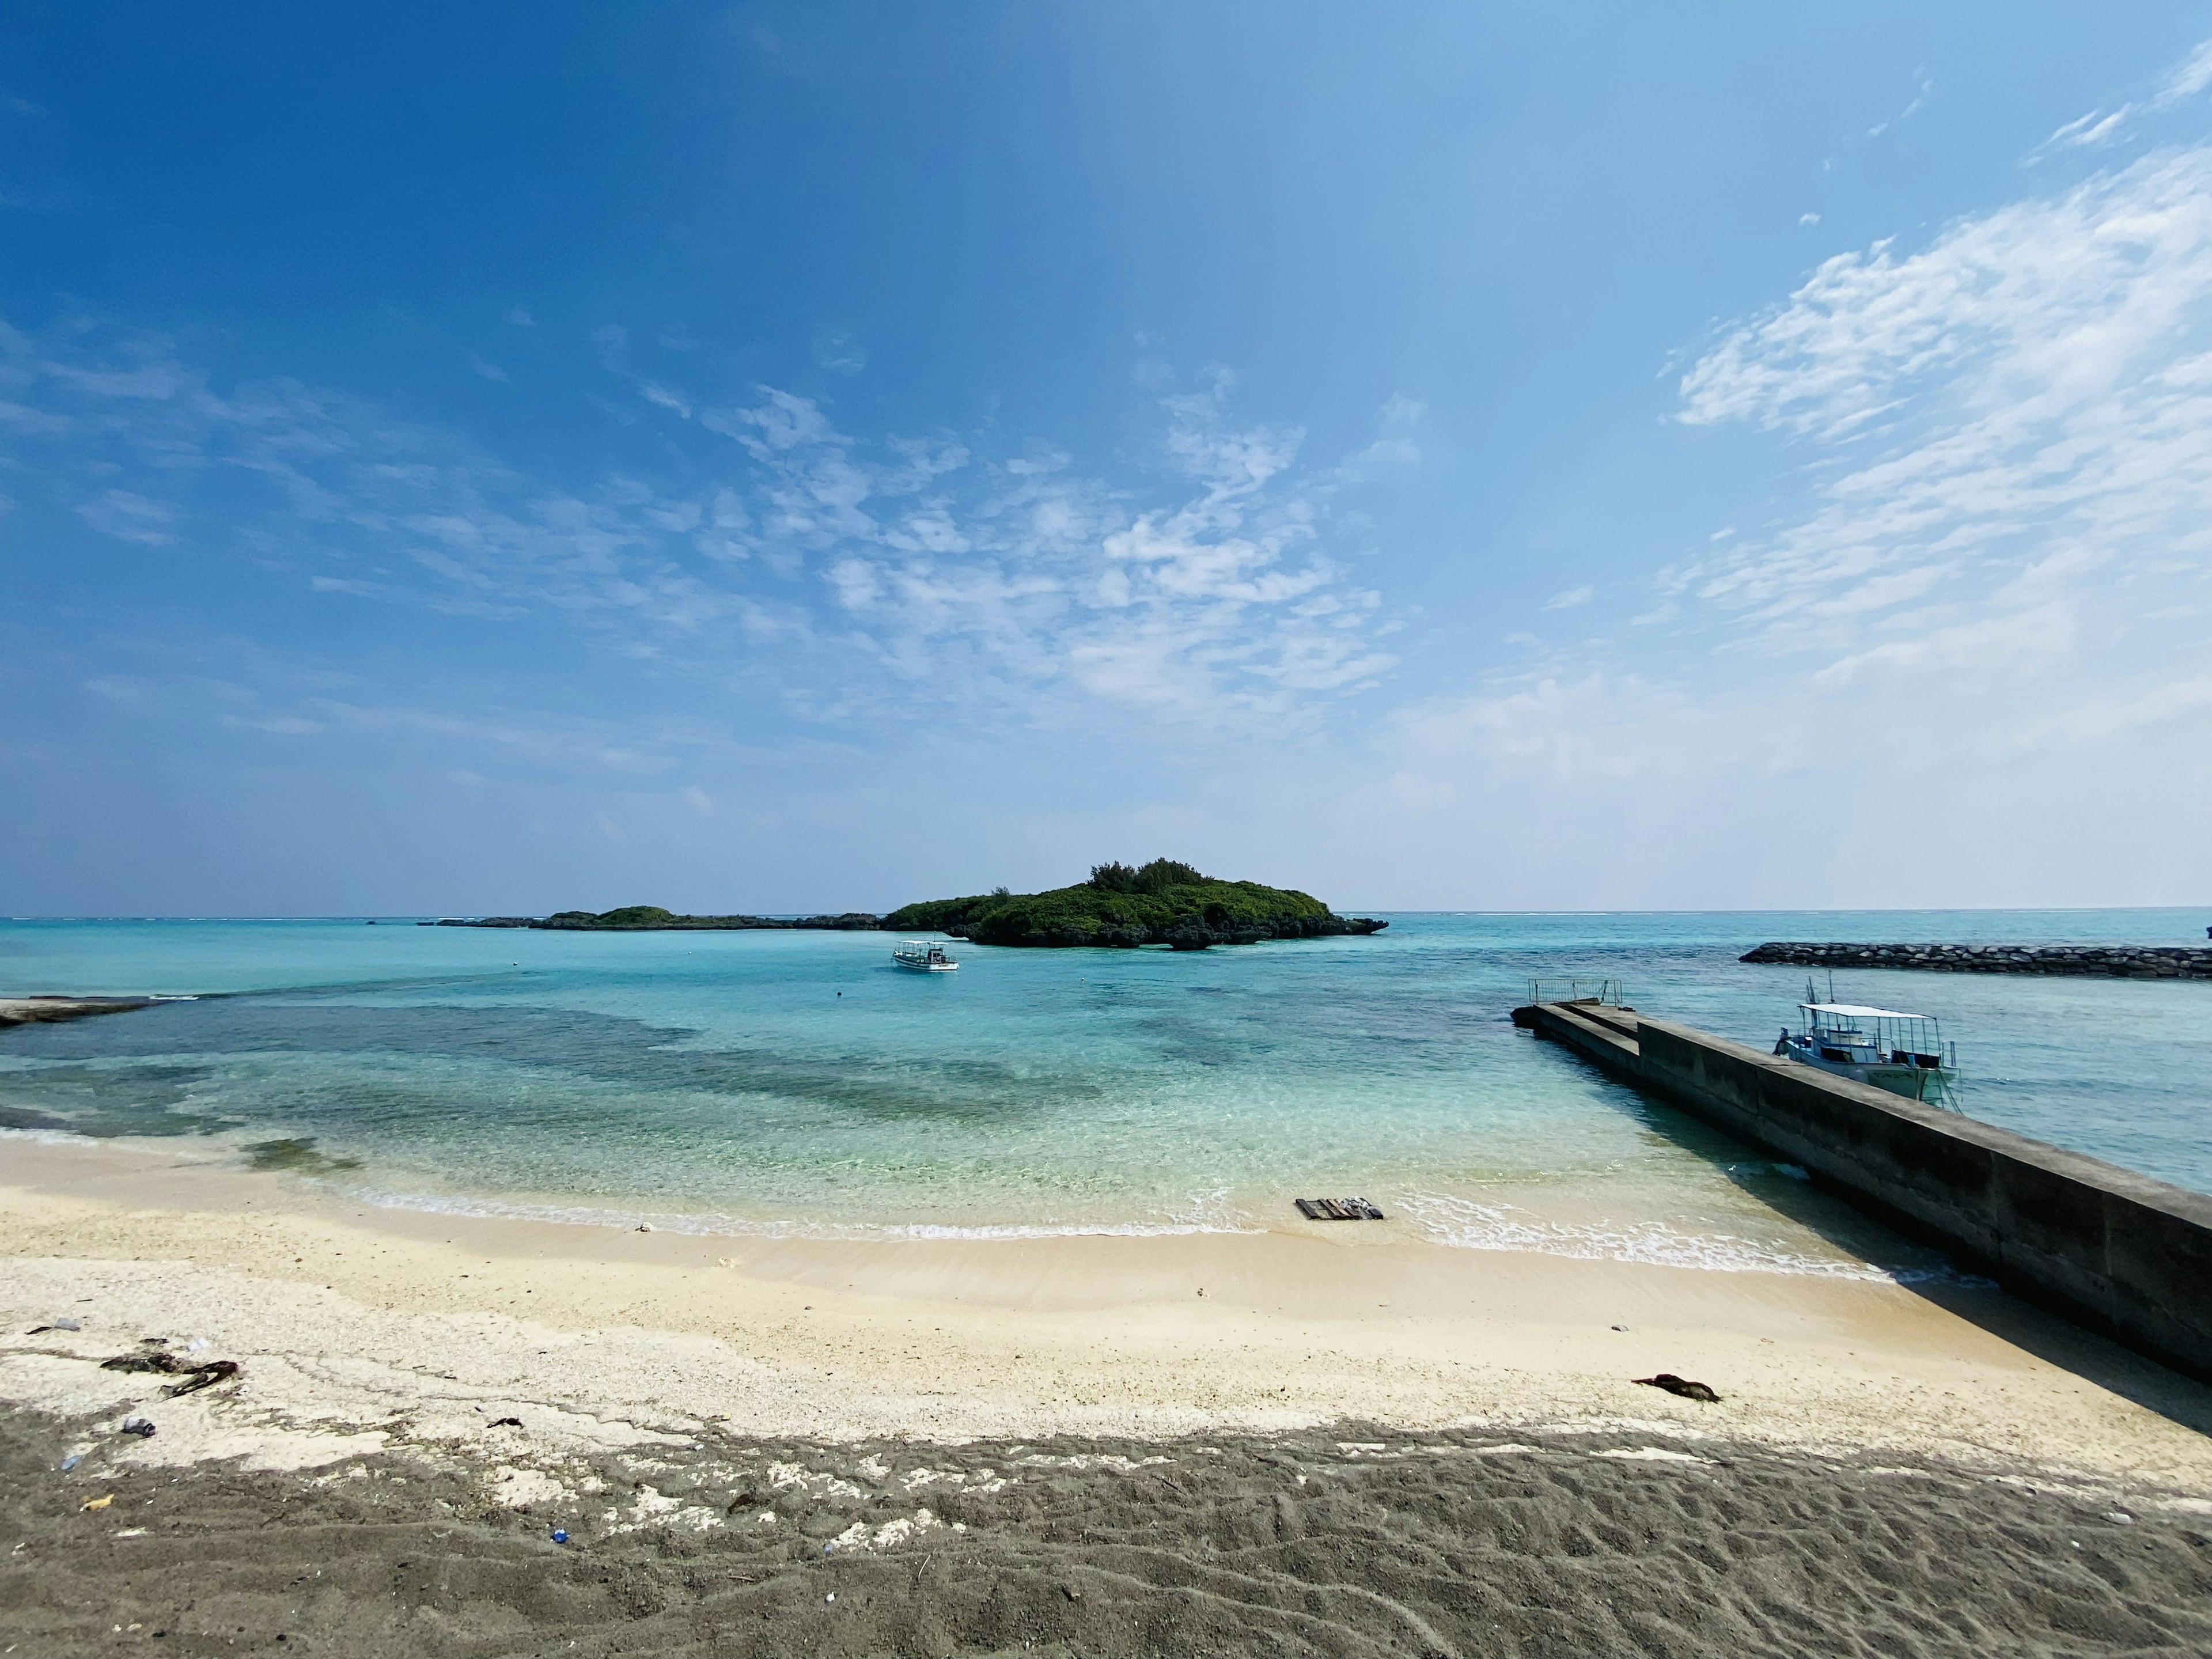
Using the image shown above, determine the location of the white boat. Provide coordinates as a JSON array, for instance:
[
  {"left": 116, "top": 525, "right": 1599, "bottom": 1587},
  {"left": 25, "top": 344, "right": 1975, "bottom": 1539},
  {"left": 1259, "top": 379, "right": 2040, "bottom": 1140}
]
[
  {"left": 892, "top": 939, "right": 959, "bottom": 972},
  {"left": 1774, "top": 988, "right": 1956, "bottom": 1106}
]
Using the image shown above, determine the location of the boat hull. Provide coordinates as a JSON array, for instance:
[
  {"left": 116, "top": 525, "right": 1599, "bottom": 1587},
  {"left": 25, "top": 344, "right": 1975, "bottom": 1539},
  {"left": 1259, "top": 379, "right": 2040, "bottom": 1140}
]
[
  {"left": 891, "top": 942, "right": 960, "bottom": 971},
  {"left": 1785, "top": 1049, "right": 1952, "bottom": 1105}
]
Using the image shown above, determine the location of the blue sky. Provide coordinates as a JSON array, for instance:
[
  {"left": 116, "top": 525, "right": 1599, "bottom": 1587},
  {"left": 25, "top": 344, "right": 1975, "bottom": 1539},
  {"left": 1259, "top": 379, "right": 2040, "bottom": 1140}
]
[{"left": 5, "top": 2, "right": 2211, "bottom": 914}]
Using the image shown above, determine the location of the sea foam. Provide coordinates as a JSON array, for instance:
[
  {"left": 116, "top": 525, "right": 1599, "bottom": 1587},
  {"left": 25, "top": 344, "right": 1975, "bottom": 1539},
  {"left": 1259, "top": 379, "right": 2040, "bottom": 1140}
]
[
  {"left": 346, "top": 1184, "right": 1261, "bottom": 1243},
  {"left": 1392, "top": 1191, "right": 1976, "bottom": 1285}
]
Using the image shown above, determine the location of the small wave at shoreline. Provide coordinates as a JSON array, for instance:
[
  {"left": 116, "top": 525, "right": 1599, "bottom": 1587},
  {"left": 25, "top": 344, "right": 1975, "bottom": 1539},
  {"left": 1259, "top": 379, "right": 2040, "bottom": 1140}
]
[
  {"left": 0, "top": 1126, "right": 101, "bottom": 1147},
  {"left": 1393, "top": 1191, "right": 1986, "bottom": 1286},
  {"left": 345, "top": 1184, "right": 1263, "bottom": 1243}
]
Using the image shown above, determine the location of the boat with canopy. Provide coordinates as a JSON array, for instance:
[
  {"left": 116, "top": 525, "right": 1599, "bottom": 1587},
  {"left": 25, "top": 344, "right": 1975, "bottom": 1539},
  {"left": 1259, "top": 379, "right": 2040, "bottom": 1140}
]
[
  {"left": 892, "top": 940, "right": 960, "bottom": 972},
  {"left": 1774, "top": 987, "right": 1957, "bottom": 1106}
]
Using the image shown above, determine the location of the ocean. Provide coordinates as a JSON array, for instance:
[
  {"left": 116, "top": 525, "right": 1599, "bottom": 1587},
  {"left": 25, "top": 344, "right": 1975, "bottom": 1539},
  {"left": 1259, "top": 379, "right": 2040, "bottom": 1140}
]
[{"left": 3, "top": 910, "right": 2206, "bottom": 1279}]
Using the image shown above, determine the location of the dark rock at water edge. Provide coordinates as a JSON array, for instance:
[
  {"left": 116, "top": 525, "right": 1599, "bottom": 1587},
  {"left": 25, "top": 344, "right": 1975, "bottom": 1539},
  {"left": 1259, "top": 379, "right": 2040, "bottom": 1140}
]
[{"left": 1741, "top": 942, "right": 2212, "bottom": 979}]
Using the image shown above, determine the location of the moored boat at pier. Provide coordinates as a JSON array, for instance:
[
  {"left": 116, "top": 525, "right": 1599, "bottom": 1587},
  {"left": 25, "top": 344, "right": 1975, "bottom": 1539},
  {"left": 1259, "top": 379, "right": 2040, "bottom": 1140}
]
[{"left": 1775, "top": 991, "right": 1957, "bottom": 1106}]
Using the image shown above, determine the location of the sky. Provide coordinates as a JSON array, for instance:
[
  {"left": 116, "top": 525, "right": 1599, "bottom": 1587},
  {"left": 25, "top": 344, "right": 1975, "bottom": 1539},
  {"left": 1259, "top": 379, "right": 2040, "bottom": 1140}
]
[{"left": 4, "top": 2, "right": 2211, "bottom": 916}]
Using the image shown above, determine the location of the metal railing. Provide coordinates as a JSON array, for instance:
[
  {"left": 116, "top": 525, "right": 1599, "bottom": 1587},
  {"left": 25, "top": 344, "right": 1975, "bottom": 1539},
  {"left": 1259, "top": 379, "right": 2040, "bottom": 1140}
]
[{"left": 1526, "top": 977, "right": 1626, "bottom": 1007}]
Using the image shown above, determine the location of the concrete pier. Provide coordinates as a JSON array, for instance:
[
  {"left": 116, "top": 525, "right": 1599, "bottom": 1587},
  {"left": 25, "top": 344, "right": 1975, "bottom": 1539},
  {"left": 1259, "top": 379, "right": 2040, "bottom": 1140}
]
[
  {"left": 1741, "top": 941, "right": 2212, "bottom": 978},
  {"left": 1516, "top": 999, "right": 2212, "bottom": 1382}
]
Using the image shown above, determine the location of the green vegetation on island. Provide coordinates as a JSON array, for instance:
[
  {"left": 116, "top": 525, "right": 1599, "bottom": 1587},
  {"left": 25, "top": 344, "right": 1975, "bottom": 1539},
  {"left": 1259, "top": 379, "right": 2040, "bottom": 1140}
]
[
  {"left": 884, "top": 859, "right": 1387, "bottom": 949},
  {"left": 433, "top": 862, "right": 1385, "bottom": 950}
]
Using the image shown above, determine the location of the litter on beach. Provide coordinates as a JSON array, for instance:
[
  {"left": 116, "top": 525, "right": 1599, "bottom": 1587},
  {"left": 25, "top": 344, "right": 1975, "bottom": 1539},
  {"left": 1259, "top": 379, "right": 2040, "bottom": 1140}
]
[
  {"left": 1634, "top": 1373, "right": 1721, "bottom": 1403},
  {"left": 1296, "top": 1198, "right": 1387, "bottom": 1221},
  {"left": 98, "top": 1346, "right": 243, "bottom": 1396}
]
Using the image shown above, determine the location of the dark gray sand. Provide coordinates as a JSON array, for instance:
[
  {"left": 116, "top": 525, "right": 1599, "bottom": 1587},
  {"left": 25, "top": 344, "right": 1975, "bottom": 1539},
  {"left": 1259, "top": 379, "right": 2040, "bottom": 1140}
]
[{"left": 5, "top": 1410, "right": 2210, "bottom": 1658}]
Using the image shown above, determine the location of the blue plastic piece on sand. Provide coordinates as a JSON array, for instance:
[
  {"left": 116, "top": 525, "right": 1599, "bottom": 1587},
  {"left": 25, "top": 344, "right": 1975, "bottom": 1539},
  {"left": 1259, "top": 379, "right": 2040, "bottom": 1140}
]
[
  {"left": 550, "top": 1528, "right": 569, "bottom": 1544},
  {"left": 60, "top": 1453, "right": 82, "bottom": 1471}
]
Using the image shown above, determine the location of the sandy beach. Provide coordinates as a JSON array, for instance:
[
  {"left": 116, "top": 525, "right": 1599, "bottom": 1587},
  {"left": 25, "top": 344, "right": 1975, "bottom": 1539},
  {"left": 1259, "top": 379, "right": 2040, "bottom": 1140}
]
[{"left": 7, "top": 1132, "right": 2212, "bottom": 1653}]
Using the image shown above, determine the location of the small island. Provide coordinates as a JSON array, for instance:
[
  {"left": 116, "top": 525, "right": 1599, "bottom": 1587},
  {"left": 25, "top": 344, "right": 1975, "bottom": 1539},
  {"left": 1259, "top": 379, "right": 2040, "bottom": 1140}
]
[
  {"left": 431, "top": 863, "right": 1385, "bottom": 950},
  {"left": 884, "top": 859, "right": 1387, "bottom": 950}
]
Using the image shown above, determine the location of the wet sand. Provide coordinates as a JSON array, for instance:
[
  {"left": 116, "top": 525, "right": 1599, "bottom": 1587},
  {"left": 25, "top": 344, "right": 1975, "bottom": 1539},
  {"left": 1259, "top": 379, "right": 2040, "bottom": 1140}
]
[{"left": 6, "top": 1134, "right": 2212, "bottom": 1654}]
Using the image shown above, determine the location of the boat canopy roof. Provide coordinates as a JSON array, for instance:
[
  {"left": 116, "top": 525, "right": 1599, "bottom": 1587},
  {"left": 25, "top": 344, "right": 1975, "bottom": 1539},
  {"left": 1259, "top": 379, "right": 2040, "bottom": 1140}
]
[{"left": 1801, "top": 1002, "right": 1928, "bottom": 1020}]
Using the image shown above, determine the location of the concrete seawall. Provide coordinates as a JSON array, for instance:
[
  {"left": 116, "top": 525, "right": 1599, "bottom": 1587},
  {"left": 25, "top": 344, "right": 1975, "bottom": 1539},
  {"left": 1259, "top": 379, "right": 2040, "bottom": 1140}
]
[
  {"left": 1742, "top": 941, "right": 2212, "bottom": 978},
  {"left": 1516, "top": 999, "right": 2212, "bottom": 1382}
]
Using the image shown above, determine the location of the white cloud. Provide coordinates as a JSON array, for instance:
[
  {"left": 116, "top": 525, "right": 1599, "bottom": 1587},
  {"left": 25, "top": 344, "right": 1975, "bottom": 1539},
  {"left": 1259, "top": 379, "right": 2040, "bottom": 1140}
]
[
  {"left": 1865, "top": 69, "right": 1933, "bottom": 141},
  {"left": 2028, "top": 35, "right": 2212, "bottom": 161},
  {"left": 312, "top": 699, "right": 685, "bottom": 775},
  {"left": 467, "top": 352, "right": 509, "bottom": 382},
  {"left": 2153, "top": 38, "right": 2212, "bottom": 108},
  {"left": 3, "top": 319, "right": 1405, "bottom": 737},
  {"left": 813, "top": 331, "right": 867, "bottom": 375},
  {"left": 1668, "top": 154, "right": 2212, "bottom": 741},
  {"left": 1679, "top": 147, "right": 2212, "bottom": 443},
  {"left": 2014, "top": 674, "right": 2212, "bottom": 748},
  {"left": 77, "top": 488, "right": 176, "bottom": 544},
  {"left": 1367, "top": 141, "right": 2212, "bottom": 905},
  {"left": 2038, "top": 108, "right": 2131, "bottom": 155},
  {"left": 1541, "top": 584, "right": 1594, "bottom": 612}
]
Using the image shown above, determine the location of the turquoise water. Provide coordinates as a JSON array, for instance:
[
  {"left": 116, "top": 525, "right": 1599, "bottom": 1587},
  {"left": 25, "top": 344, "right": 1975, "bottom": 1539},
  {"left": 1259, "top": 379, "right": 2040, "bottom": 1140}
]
[{"left": 2, "top": 912, "right": 2206, "bottom": 1275}]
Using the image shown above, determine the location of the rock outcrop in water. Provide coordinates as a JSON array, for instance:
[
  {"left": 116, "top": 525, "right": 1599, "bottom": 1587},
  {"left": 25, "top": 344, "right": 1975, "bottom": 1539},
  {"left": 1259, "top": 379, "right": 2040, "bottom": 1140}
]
[
  {"left": 884, "top": 859, "right": 1387, "bottom": 949},
  {"left": 1741, "top": 942, "right": 2212, "bottom": 979}
]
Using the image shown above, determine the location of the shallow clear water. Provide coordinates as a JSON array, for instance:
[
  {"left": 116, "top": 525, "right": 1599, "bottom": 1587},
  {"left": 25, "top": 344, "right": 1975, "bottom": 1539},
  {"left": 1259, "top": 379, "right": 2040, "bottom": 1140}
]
[{"left": 2, "top": 911, "right": 2206, "bottom": 1277}]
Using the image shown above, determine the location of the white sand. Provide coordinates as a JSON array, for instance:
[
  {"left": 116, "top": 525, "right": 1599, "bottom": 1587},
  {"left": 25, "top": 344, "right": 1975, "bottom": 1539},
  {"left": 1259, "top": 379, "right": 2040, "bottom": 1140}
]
[{"left": 5, "top": 1134, "right": 2211, "bottom": 1493}]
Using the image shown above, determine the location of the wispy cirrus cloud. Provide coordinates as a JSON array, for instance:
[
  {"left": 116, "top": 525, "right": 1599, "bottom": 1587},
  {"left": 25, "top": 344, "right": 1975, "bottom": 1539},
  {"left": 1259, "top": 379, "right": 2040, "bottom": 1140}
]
[
  {"left": 2027, "top": 35, "right": 2212, "bottom": 162},
  {"left": 1372, "top": 140, "right": 2212, "bottom": 904},
  {"left": 1671, "top": 143, "right": 2212, "bottom": 661},
  {"left": 2, "top": 315, "right": 1408, "bottom": 743},
  {"left": 1863, "top": 67, "right": 1933, "bottom": 141}
]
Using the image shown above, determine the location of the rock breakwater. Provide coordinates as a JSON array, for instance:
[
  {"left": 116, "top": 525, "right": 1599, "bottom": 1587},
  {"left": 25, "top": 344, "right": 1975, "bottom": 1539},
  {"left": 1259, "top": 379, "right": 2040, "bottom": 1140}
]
[{"left": 1741, "top": 942, "right": 2212, "bottom": 979}]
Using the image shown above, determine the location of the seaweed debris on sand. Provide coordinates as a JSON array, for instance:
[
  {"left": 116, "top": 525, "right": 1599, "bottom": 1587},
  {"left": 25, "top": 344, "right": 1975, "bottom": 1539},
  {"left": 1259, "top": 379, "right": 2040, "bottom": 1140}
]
[{"left": 885, "top": 858, "right": 1388, "bottom": 949}]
